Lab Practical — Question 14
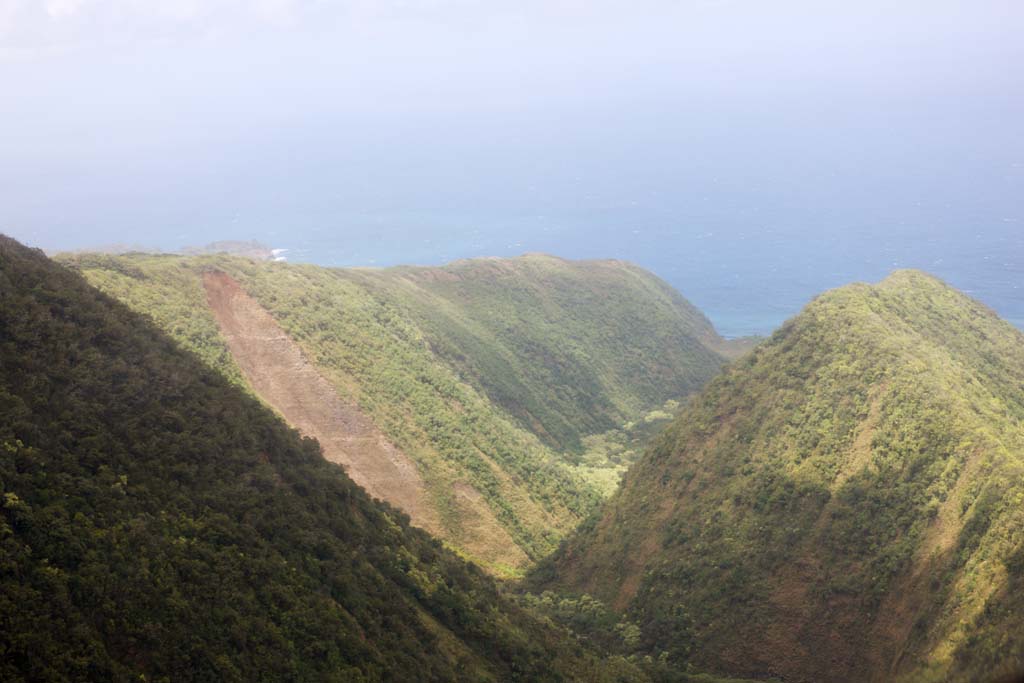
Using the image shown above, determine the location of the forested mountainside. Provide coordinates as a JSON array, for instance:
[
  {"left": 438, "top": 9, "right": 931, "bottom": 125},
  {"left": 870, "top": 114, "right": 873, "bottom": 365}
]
[
  {"left": 535, "top": 271, "right": 1024, "bottom": 683},
  {"left": 0, "top": 236, "right": 652, "bottom": 682},
  {"left": 59, "top": 252, "right": 730, "bottom": 572},
  {"left": 350, "top": 255, "right": 730, "bottom": 452}
]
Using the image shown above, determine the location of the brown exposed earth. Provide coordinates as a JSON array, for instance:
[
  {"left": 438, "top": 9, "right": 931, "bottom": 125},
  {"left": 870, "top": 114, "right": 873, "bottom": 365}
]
[{"left": 202, "top": 271, "right": 440, "bottom": 533}]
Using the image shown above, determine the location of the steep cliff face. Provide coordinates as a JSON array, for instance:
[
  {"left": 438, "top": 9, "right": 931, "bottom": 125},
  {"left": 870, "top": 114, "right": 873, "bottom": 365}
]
[{"left": 537, "top": 270, "right": 1024, "bottom": 683}]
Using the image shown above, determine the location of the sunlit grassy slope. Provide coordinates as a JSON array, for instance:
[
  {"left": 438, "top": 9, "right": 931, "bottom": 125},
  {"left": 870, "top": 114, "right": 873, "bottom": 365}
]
[
  {"left": 350, "top": 254, "right": 726, "bottom": 452},
  {"left": 535, "top": 270, "right": 1024, "bottom": 682},
  {"left": 61, "top": 251, "right": 728, "bottom": 572},
  {"left": 0, "top": 236, "right": 656, "bottom": 682}
]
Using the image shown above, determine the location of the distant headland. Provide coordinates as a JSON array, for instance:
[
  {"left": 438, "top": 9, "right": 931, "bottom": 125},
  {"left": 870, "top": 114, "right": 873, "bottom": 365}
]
[{"left": 49, "top": 239, "right": 285, "bottom": 261}]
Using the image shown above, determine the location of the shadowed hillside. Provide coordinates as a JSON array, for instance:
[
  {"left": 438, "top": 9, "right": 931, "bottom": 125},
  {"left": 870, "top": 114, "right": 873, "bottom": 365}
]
[
  {"left": 0, "top": 235, "right": 652, "bottom": 682},
  {"left": 535, "top": 270, "right": 1024, "bottom": 683}
]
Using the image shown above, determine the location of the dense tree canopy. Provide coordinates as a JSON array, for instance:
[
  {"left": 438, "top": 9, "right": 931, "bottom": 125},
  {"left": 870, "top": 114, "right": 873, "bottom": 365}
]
[
  {"left": 0, "top": 236, "right": 649, "bottom": 682},
  {"left": 61, "top": 251, "right": 731, "bottom": 571},
  {"left": 536, "top": 270, "right": 1024, "bottom": 683}
]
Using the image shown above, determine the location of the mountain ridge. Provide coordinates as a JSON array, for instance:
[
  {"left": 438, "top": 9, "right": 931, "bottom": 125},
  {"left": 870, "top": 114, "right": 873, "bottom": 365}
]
[
  {"left": 534, "top": 269, "right": 1024, "bottom": 682},
  {"left": 59, "top": 250, "right": 731, "bottom": 572},
  {"left": 0, "top": 234, "right": 652, "bottom": 682}
]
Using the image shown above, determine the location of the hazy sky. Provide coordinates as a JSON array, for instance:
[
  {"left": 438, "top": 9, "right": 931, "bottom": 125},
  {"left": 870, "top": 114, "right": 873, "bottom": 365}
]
[
  {"left": 2, "top": 0, "right": 1019, "bottom": 244},
  {"left": 2, "top": 1, "right": 1022, "bottom": 333}
]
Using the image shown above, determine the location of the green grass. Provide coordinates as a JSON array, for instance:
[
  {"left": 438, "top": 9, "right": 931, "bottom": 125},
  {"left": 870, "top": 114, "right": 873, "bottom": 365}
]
[{"left": 571, "top": 400, "right": 684, "bottom": 496}]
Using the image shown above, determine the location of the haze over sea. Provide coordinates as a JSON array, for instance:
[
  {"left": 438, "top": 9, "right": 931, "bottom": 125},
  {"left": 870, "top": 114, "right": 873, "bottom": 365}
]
[
  {"left": 2, "top": 2, "right": 1021, "bottom": 338},
  {"left": 164, "top": 207, "right": 1024, "bottom": 339},
  {"left": 22, "top": 206, "right": 1023, "bottom": 340}
]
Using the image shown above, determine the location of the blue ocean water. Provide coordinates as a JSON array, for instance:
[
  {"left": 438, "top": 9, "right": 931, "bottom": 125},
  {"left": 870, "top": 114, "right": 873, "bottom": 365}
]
[
  {"left": 11, "top": 95, "right": 1021, "bottom": 338},
  {"left": 259, "top": 209, "right": 1022, "bottom": 339},
  {"left": 3, "top": 0, "right": 1021, "bottom": 341}
]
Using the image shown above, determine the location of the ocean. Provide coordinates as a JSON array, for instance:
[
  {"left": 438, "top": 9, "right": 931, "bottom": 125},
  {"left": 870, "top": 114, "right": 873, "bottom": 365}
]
[{"left": 259, "top": 209, "right": 1022, "bottom": 340}]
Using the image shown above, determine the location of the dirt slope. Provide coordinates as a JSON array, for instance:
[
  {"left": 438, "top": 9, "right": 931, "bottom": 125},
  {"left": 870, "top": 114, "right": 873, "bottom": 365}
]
[{"left": 202, "top": 271, "right": 439, "bottom": 532}]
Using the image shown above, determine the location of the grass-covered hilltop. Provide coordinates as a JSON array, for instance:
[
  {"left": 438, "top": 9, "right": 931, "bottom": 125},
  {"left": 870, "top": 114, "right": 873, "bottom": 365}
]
[
  {"left": 0, "top": 236, "right": 656, "bottom": 682},
  {"left": 534, "top": 270, "right": 1024, "bottom": 682},
  {"left": 58, "top": 250, "right": 734, "bottom": 573}
]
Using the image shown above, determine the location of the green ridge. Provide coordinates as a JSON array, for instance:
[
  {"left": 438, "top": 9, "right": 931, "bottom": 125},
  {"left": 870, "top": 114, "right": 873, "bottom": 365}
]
[
  {"left": 0, "top": 235, "right": 651, "bottom": 682},
  {"left": 61, "top": 251, "right": 727, "bottom": 570},
  {"left": 352, "top": 254, "right": 725, "bottom": 453},
  {"left": 535, "top": 270, "right": 1024, "bottom": 682}
]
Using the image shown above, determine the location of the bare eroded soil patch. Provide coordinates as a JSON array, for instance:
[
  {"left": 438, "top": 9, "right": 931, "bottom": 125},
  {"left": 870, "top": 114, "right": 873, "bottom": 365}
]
[{"left": 203, "top": 271, "right": 440, "bottom": 533}]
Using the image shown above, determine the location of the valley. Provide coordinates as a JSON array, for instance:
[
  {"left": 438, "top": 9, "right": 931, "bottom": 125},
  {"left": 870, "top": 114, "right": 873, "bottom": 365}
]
[
  {"left": 3, "top": 236, "right": 1022, "bottom": 681},
  {"left": 60, "top": 251, "right": 731, "bottom": 573},
  {"left": 5, "top": 3, "right": 1018, "bottom": 680},
  {"left": 0, "top": 236, "right": 657, "bottom": 682}
]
